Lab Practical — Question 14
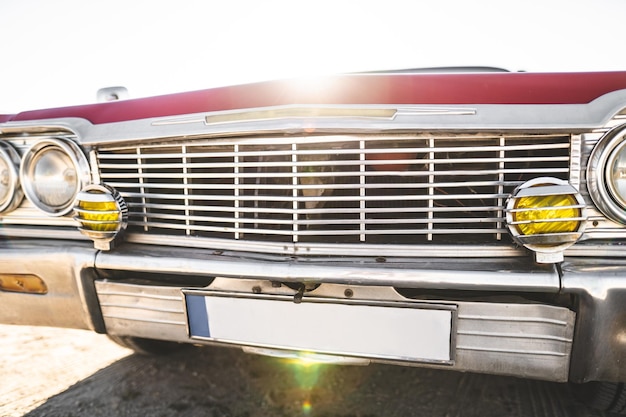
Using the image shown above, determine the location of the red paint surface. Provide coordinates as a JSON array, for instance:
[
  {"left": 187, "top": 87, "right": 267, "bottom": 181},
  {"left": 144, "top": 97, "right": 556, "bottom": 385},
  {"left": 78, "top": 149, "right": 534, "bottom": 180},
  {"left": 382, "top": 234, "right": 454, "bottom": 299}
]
[{"left": 3, "top": 72, "right": 626, "bottom": 125}]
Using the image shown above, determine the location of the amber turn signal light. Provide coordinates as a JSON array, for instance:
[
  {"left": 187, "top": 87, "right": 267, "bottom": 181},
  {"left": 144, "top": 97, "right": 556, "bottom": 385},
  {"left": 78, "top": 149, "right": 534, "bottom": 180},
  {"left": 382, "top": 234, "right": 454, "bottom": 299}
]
[{"left": 0, "top": 274, "right": 47, "bottom": 294}]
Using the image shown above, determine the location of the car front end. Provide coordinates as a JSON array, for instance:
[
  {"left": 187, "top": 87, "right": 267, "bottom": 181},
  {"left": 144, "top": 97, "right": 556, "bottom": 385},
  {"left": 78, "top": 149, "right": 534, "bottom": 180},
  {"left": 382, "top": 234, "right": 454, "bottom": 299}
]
[{"left": 2, "top": 72, "right": 626, "bottom": 402}]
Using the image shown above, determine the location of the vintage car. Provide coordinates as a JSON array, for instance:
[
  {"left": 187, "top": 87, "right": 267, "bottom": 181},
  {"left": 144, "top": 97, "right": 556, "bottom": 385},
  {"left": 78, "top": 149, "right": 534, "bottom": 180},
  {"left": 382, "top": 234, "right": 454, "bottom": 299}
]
[{"left": 2, "top": 71, "right": 626, "bottom": 412}]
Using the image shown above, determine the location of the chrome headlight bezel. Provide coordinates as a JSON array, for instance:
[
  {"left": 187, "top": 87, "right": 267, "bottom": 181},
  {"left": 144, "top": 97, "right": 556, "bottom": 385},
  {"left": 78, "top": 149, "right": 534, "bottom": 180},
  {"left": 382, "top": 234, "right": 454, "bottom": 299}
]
[
  {"left": 587, "top": 124, "right": 626, "bottom": 224},
  {"left": 20, "top": 138, "right": 91, "bottom": 216},
  {"left": 0, "top": 142, "right": 23, "bottom": 213}
]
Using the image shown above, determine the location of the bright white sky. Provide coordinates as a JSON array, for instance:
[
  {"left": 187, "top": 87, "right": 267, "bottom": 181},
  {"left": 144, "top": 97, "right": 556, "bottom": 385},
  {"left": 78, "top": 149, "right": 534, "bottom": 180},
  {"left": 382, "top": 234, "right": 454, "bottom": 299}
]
[{"left": 1, "top": 0, "right": 625, "bottom": 113}]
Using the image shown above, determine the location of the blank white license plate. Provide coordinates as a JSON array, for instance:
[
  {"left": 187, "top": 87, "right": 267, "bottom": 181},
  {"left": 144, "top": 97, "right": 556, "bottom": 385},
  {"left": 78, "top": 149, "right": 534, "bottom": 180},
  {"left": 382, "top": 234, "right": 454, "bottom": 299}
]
[{"left": 185, "top": 292, "right": 455, "bottom": 364}]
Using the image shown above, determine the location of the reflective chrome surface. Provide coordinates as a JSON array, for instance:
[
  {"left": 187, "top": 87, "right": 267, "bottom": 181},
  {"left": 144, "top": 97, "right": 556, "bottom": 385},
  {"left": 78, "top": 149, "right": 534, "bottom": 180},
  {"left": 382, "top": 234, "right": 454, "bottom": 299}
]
[
  {"left": 74, "top": 183, "right": 128, "bottom": 250},
  {"left": 95, "top": 133, "right": 571, "bottom": 252},
  {"left": 562, "top": 259, "right": 626, "bottom": 383},
  {"left": 241, "top": 346, "right": 371, "bottom": 365},
  {"left": 587, "top": 124, "right": 626, "bottom": 224},
  {"left": 0, "top": 240, "right": 98, "bottom": 330},
  {"left": 505, "top": 177, "right": 587, "bottom": 263},
  {"left": 20, "top": 138, "right": 91, "bottom": 216},
  {"left": 94, "top": 243, "right": 561, "bottom": 292},
  {"left": 0, "top": 238, "right": 623, "bottom": 383},
  {"left": 95, "top": 279, "right": 574, "bottom": 382},
  {"left": 0, "top": 142, "right": 23, "bottom": 213},
  {"left": 1, "top": 100, "right": 626, "bottom": 256},
  {"left": 96, "top": 281, "right": 188, "bottom": 342}
]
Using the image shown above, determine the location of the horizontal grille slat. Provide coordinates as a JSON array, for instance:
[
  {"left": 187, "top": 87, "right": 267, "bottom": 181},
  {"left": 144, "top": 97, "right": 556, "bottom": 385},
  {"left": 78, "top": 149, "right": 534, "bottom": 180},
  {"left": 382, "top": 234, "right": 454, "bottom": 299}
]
[
  {"left": 126, "top": 220, "right": 508, "bottom": 236},
  {"left": 118, "top": 191, "right": 510, "bottom": 203},
  {"left": 96, "top": 133, "right": 571, "bottom": 247},
  {"left": 105, "top": 180, "right": 520, "bottom": 193},
  {"left": 128, "top": 211, "right": 502, "bottom": 226},
  {"left": 99, "top": 167, "right": 568, "bottom": 179},
  {"left": 100, "top": 156, "right": 567, "bottom": 169},
  {"left": 127, "top": 203, "right": 502, "bottom": 215},
  {"left": 98, "top": 140, "right": 569, "bottom": 157}
]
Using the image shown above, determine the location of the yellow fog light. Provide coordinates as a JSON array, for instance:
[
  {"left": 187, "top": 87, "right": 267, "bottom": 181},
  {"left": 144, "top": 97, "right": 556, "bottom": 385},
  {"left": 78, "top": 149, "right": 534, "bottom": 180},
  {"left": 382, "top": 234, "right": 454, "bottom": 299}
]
[
  {"left": 506, "top": 178, "right": 586, "bottom": 263},
  {"left": 78, "top": 199, "right": 120, "bottom": 232},
  {"left": 74, "top": 184, "right": 127, "bottom": 250},
  {"left": 514, "top": 194, "right": 580, "bottom": 235},
  {"left": 0, "top": 274, "right": 47, "bottom": 294}
]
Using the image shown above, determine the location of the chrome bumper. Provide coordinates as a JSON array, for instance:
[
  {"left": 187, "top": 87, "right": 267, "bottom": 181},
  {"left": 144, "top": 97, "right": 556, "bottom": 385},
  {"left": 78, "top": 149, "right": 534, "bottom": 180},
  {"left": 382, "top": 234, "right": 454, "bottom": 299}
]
[
  {"left": 91, "top": 244, "right": 576, "bottom": 382},
  {"left": 0, "top": 240, "right": 99, "bottom": 331},
  {"left": 561, "top": 259, "right": 626, "bottom": 383},
  {"left": 2, "top": 240, "right": 626, "bottom": 383},
  {"left": 94, "top": 244, "right": 561, "bottom": 293}
]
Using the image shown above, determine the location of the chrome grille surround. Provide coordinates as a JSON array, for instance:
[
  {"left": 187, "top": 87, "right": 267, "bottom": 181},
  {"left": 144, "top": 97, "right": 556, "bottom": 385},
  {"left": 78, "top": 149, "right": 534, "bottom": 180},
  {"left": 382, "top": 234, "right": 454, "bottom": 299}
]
[{"left": 95, "top": 132, "right": 572, "bottom": 254}]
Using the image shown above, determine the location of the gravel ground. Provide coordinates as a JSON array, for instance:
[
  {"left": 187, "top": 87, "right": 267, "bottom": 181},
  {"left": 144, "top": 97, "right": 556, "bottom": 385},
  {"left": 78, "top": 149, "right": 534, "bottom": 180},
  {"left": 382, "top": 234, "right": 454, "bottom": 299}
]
[{"left": 0, "top": 324, "right": 610, "bottom": 417}]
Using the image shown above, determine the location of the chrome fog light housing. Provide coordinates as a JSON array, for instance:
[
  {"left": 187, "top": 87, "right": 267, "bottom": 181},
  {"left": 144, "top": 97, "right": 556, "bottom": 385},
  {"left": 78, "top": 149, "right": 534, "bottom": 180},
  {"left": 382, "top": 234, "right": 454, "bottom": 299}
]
[
  {"left": 20, "top": 138, "right": 90, "bottom": 216},
  {"left": 588, "top": 125, "right": 626, "bottom": 224},
  {"left": 74, "top": 184, "right": 127, "bottom": 250},
  {"left": 506, "top": 177, "right": 587, "bottom": 263},
  {"left": 0, "top": 142, "right": 23, "bottom": 213}
]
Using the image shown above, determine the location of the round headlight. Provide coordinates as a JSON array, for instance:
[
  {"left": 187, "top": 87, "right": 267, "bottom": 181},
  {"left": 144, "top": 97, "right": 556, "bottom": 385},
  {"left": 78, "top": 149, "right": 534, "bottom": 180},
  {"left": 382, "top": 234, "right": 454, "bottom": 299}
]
[
  {"left": 588, "top": 124, "right": 626, "bottom": 224},
  {"left": 0, "top": 142, "right": 23, "bottom": 213},
  {"left": 20, "top": 139, "right": 90, "bottom": 216}
]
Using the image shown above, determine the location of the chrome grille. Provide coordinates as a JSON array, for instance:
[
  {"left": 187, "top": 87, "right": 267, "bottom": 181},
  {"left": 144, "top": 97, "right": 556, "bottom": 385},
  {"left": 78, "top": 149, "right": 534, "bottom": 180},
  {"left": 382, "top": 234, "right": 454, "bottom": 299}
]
[{"left": 96, "top": 133, "right": 571, "bottom": 246}]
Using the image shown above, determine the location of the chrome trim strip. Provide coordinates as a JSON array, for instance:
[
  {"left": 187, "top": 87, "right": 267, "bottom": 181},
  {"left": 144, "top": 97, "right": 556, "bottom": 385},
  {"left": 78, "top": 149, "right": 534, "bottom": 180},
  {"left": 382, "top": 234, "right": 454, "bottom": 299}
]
[
  {"left": 96, "top": 290, "right": 181, "bottom": 301},
  {"left": 123, "top": 233, "right": 525, "bottom": 257},
  {"left": 457, "top": 314, "right": 569, "bottom": 325},
  {"left": 457, "top": 330, "right": 572, "bottom": 343},
  {"left": 455, "top": 345, "right": 567, "bottom": 357},
  {"left": 75, "top": 233, "right": 626, "bottom": 258},
  {"left": 203, "top": 106, "right": 400, "bottom": 124},
  {"left": 150, "top": 105, "right": 478, "bottom": 127},
  {"left": 240, "top": 347, "right": 371, "bottom": 365},
  {"left": 566, "top": 244, "right": 626, "bottom": 257},
  {"left": 100, "top": 303, "right": 183, "bottom": 314},
  {"left": 0, "top": 226, "right": 86, "bottom": 240},
  {"left": 100, "top": 315, "right": 186, "bottom": 326}
]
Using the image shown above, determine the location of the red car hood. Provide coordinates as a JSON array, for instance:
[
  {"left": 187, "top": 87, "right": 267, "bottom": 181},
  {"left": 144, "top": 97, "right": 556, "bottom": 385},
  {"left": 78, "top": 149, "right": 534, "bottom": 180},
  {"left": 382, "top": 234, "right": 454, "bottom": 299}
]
[{"left": 2, "top": 71, "right": 626, "bottom": 125}]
